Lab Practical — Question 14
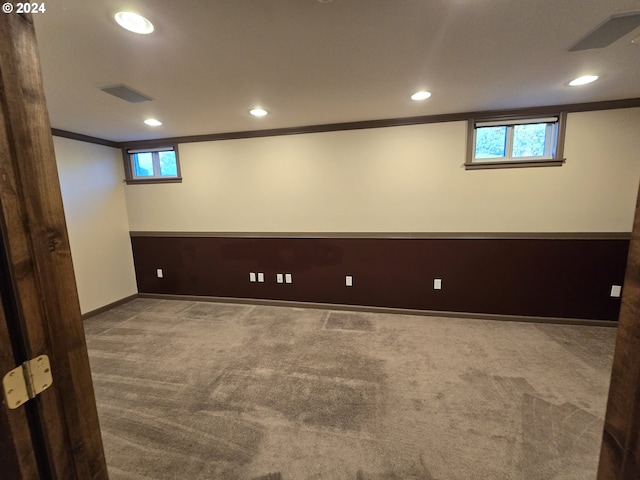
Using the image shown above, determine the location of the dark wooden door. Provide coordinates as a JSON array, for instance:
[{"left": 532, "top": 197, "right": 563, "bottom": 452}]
[
  {"left": 0, "top": 12, "right": 108, "bottom": 479},
  {"left": 0, "top": 284, "right": 40, "bottom": 479}
]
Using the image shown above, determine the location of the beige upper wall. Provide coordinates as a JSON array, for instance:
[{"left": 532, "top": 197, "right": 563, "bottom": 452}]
[
  {"left": 124, "top": 108, "right": 640, "bottom": 233},
  {"left": 54, "top": 137, "right": 138, "bottom": 314}
]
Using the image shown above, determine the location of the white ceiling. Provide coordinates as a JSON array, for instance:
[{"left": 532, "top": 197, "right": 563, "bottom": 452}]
[{"left": 33, "top": 0, "right": 640, "bottom": 143}]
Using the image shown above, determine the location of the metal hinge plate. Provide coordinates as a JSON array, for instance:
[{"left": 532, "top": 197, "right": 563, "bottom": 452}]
[{"left": 2, "top": 355, "right": 53, "bottom": 409}]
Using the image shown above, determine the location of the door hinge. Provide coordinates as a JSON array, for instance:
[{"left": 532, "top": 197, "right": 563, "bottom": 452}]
[{"left": 2, "top": 355, "right": 53, "bottom": 410}]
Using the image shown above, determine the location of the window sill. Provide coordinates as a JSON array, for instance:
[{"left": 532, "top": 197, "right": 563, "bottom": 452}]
[
  {"left": 465, "top": 159, "right": 565, "bottom": 170},
  {"left": 125, "top": 177, "right": 183, "bottom": 185}
]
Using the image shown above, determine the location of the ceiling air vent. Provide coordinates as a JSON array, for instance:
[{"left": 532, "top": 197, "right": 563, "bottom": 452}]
[
  {"left": 569, "top": 11, "right": 640, "bottom": 51},
  {"left": 99, "top": 84, "right": 153, "bottom": 103}
]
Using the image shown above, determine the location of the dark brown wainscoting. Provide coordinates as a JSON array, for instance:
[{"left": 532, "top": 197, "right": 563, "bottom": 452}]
[{"left": 130, "top": 235, "right": 630, "bottom": 321}]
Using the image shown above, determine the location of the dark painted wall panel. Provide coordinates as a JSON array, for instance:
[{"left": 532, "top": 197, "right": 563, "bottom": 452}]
[{"left": 130, "top": 236, "right": 629, "bottom": 321}]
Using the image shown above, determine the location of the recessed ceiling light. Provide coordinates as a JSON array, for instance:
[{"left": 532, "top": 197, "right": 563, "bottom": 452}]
[
  {"left": 144, "top": 118, "right": 162, "bottom": 126},
  {"left": 569, "top": 75, "right": 599, "bottom": 86},
  {"left": 250, "top": 108, "right": 268, "bottom": 117},
  {"left": 411, "top": 91, "right": 432, "bottom": 101},
  {"left": 114, "top": 12, "right": 154, "bottom": 34}
]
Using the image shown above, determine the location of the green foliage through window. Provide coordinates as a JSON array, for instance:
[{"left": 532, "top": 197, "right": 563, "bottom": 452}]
[
  {"left": 513, "top": 123, "right": 547, "bottom": 157},
  {"left": 125, "top": 146, "right": 181, "bottom": 183},
  {"left": 158, "top": 151, "right": 178, "bottom": 176},
  {"left": 475, "top": 126, "right": 507, "bottom": 159},
  {"left": 470, "top": 116, "right": 561, "bottom": 166},
  {"left": 133, "top": 152, "right": 154, "bottom": 177}
]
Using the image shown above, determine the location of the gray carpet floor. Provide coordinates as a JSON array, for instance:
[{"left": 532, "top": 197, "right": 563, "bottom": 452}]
[{"left": 83, "top": 298, "right": 616, "bottom": 480}]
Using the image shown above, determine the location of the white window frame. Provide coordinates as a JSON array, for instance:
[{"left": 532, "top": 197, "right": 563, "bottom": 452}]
[
  {"left": 123, "top": 145, "right": 182, "bottom": 184},
  {"left": 466, "top": 112, "right": 566, "bottom": 170}
]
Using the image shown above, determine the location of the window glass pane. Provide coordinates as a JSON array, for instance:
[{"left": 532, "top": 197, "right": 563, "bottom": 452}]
[
  {"left": 512, "top": 123, "right": 547, "bottom": 158},
  {"left": 158, "top": 151, "right": 178, "bottom": 176},
  {"left": 133, "top": 153, "right": 154, "bottom": 177},
  {"left": 475, "top": 126, "right": 507, "bottom": 159}
]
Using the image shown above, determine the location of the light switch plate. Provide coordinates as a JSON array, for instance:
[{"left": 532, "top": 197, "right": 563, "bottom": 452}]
[
  {"left": 611, "top": 285, "right": 622, "bottom": 297},
  {"left": 249, "top": 272, "right": 256, "bottom": 282},
  {"left": 434, "top": 278, "right": 442, "bottom": 290},
  {"left": 257, "top": 273, "right": 264, "bottom": 283},
  {"left": 156, "top": 268, "right": 163, "bottom": 278},
  {"left": 346, "top": 275, "right": 353, "bottom": 287},
  {"left": 277, "top": 273, "right": 284, "bottom": 283},
  {"left": 285, "top": 273, "right": 292, "bottom": 284}
]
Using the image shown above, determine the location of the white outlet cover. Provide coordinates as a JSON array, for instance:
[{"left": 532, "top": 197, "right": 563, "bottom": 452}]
[
  {"left": 346, "top": 275, "right": 353, "bottom": 287},
  {"left": 156, "top": 268, "right": 163, "bottom": 278},
  {"left": 257, "top": 273, "right": 264, "bottom": 282},
  {"left": 611, "top": 285, "right": 622, "bottom": 297},
  {"left": 249, "top": 272, "right": 256, "bottom": 282},
  {"left": 285, "top": 273, "right": 292, "bottom": 284},
  {"left": 277, "top": 273, "right": 284, "bottom": 283},
  {"left": 434, "top": 278, "right": 442, "bottom": 290}
]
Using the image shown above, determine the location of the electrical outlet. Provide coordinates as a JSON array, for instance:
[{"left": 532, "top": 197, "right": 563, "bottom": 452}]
[
  {"left": 249, "top": 272, "right": 256, "bottom": 282},
  {"left": 156, "top": 268, "right": 163, "bottom": 278},
  {"left": 346, "top": 275, "right": 353, "bottom": 287},
  {"left": 285, "top": 273, "right": 292, "bottom": 284},
  {"left": 434, "top": 278, "right": 442, "bottom": 290},
  {"left": 276, "top": 273, "right": 284, "bottom": 284},
  {"left": 611, "top": 285, "right": 622, "bottom": 297}
]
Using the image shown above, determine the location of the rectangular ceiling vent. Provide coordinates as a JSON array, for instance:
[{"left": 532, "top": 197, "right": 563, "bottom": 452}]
[
  {"left": 569, "top": 11, "right": 640, "bottom": 51},
  {"left": 99, "top": 84, "right": 153, "bottom": 103}
]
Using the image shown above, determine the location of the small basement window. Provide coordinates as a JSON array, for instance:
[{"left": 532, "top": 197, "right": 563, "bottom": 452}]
[
  {"left": 466, "top": 113, "right": 566, "bottom": 169},
  {"left": 123, "top": 145, "right": 182, "bottom": 184}
]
